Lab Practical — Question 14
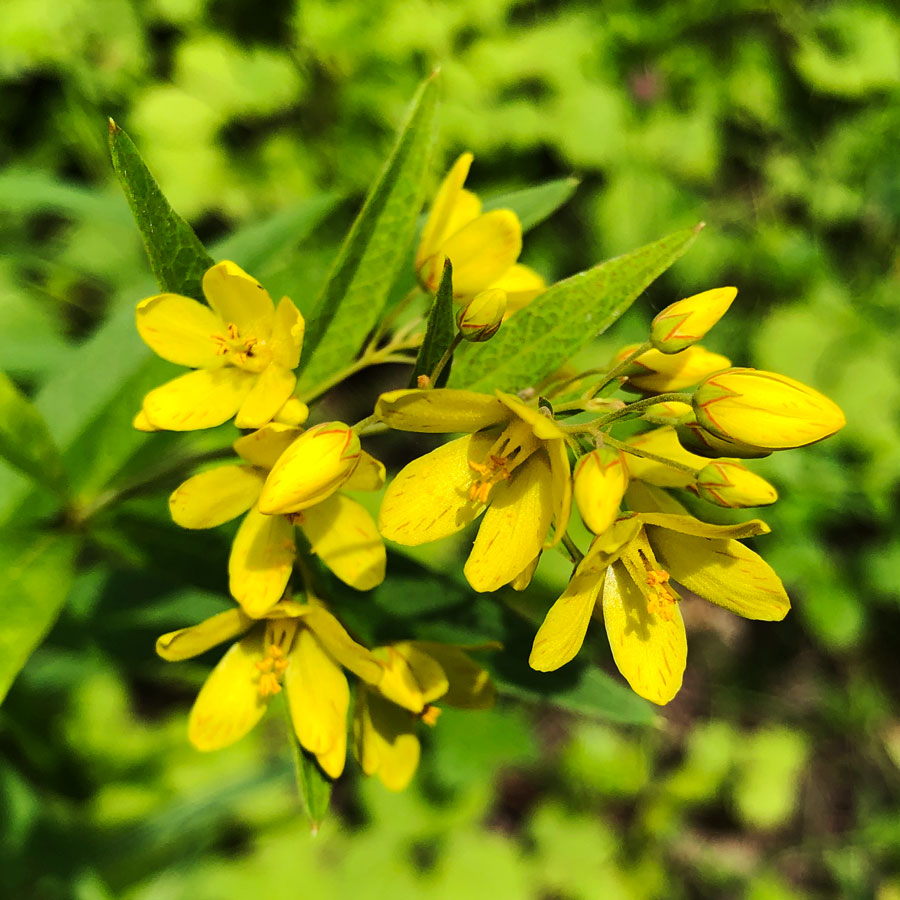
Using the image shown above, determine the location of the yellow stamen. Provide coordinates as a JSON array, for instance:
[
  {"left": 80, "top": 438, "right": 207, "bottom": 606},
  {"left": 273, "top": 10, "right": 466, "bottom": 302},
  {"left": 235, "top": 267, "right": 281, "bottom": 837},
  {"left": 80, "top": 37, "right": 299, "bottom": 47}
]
[
  {"left": 210, "top": 322, "right": 262, "bottom": 367},
  {"left": 420, "top": 704, "right": 442, "bottom": 726},
  {"left": 467, "top": 419, "right": 539, "bottom": 503},
  {"left": 255, "top": 620, "right": 298, "bottom": 697}
]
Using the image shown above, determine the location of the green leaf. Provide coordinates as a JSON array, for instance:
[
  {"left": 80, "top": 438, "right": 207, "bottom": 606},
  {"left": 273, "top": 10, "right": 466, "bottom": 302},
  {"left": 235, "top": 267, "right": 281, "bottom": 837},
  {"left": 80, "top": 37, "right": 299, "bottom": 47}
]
[
  {"left": 0, "top": 529, "right": 79, "bottom": 704},
  {"left": 108, "top": 119, "right": 214, "bottom": 300},
  {"left": 482, "top": 176, "right": 580, "bottom": 231},
  {"left": 286, "top": 710, "right": 332, "bottom": 833},
  {"left": 0, "top": 369, "right": 67, "bottom": 498},
  {"left": 296, "top": 73, "right": 440, "bottom": 394},
  {"left": 411, "top": 258, "right": 455, "bottom": 387},
  {"left": 448, "top": 224, "right": 702, "bottom": 392}
]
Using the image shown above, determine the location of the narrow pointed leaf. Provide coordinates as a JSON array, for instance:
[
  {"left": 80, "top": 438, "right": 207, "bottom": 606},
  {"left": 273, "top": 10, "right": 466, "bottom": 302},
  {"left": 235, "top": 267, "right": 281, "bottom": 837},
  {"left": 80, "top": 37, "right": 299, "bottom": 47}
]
[
  {"left": 448, "top": 224, "right": 702, "bottom": 392},
  {"left": 296, "top": 73, "right": 440, "bottom": 393},
  {"left": 285, "top": 703, "right": 332, "bottom": 832},
  {"left": 0, "top": 529, "right": 79, "bottom": 704},
  {"left": 482, "top": 176, "right": 580, "bottom": 231},
  {"left": 0, "top": 370, "right": 67, "bottom": 498},
  {"left": 411, "top": 258, "right": 455, "bottom": 387},
  {"left": 108, "top": 119, "right": 214, "bottom": 300}
]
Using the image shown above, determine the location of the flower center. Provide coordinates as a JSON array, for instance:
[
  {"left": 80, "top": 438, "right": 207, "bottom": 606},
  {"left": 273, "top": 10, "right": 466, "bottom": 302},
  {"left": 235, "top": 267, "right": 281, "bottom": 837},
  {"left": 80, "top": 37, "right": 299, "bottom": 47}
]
[
  {"left": 210, "top": 322, "right": 270, "bottom": 372},
  {"left": 622, "top": 540, "right": 680, "bottom": 621},
  {"left": 467, "top": 419, "right": 539, "bottom": 503},
  {"left": 255, "top": 619, "right": 298, "bottom": 697}
]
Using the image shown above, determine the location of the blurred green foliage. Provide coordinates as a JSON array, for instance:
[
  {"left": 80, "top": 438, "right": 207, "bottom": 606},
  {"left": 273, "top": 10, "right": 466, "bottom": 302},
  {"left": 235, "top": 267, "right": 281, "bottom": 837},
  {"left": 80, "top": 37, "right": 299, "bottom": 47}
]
[{"left": 1, "top": 0, "right": 899, "bottom": 897}]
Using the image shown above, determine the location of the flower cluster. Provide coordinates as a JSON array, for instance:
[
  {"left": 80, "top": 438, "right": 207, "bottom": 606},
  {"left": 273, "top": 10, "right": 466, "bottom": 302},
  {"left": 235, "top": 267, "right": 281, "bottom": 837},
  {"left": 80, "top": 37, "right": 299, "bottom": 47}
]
[{"left": 135, "top": 153, "right": 845, "bottom": 799}]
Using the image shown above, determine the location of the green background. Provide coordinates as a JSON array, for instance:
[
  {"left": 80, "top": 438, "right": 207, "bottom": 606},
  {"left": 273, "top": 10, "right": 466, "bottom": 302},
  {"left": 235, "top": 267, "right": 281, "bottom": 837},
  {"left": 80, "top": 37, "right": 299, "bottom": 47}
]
[{"left": 1, "top": 0, "right": 898, "bottom": 897}]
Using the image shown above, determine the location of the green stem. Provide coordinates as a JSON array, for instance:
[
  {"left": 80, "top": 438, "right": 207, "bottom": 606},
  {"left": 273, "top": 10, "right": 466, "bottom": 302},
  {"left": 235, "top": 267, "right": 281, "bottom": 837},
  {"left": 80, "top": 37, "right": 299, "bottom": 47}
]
[
  {"left": 595, "top": 392, "right": 693, "bottom": 428},
  {"left": 560, "top": 532, "right": 584, "bottom": 566},
  {"left": 364, "top": 286, "right": 423, "bottom": 355},
  {"left": 592, "top": 340, "right": 653, "bottom": 393},
  {"left": 427, "top": 332, "right": 463, "bottom": 386}
]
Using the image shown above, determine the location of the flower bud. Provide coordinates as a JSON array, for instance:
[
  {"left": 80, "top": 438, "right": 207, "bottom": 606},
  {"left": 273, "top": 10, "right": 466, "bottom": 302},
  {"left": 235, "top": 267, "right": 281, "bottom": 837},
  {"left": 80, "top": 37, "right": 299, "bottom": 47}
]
[
  {"left": 650, "top": 286, "right": 737, "bottom": 353},
  {"left": 675, "top": 421, "right": 772, "bottom": 460},
  {"left": 693, "top": 368, "right": 846, "bottom": 450},
  {"left": 274, "top": 396, "right": 310, "bottom": 427},
  {"left": 695, "top": 460, "right": 778, "bottom": 508},
  {"left": 574, "top": 447, "right": 629, "bottom": 535},
  {"left": 258, "top": 422, "right": 360, "bottom": 514},
  {"left": 613, "top": 344, "right": 731, "bottom": 393},
  {"left": 625, "top": 426, "right": 707, "bottom": 489},
  {"left": 457, "top": 288, "right": 507, "bottom": 342}
]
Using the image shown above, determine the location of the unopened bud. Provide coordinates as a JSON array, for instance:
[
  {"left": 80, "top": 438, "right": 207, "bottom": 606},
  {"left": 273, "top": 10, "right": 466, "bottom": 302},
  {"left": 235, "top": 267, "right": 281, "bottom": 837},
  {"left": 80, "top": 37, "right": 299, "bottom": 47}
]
[
  {"left": 639, "top": 400, "right": 693, "bottom": 426},
  {"left": 457, "top": 288, "right": 507, "bottom": 342},
  {"left": 612, "top": 344, "right": 731, "bottom": 393},
  {"left": 676, "top": 421, "right": 771, "bottom": 460},
  {"left": 574, "top": 447, "right": 629, "bottom": 535},
  {"left": 695, "top": 460, "right": 778, "bottom": 508},
  {"left": 258, "top": 422, "right": 360, "bottom": 514},
  {"left": 693, "top": 368, "right": 846, "bottom": 450},
  {"left": 625, "top": 426, "right": 707, "bottom": 488},
  {"left": 650, "top": 286, "right": 737, "bottom": 353}
]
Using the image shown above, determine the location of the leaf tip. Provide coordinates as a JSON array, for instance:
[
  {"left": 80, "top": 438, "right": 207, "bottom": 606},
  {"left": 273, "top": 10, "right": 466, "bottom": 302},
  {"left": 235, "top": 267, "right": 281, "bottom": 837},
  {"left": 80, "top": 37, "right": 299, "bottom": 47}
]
[
  {"left": 108, "top": 117, "right": 120, "bottom": 135},
  {"left": 428, "top": 65, "right": 442, "bottom": 80},
  {"left": 693, "top": 221, "right": 706, "bottom": 234}
]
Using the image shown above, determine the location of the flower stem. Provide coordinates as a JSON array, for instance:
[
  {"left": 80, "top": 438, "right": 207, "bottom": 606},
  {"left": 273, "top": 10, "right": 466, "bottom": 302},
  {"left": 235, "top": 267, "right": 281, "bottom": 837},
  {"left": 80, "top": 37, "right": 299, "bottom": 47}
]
[
  {"left": 364, "top": 286, "right": 423, "bottom": 355},
  {"left": 602, "top": 432, "right": 702, "bottom": 476},
  {"left": 595, "top": 392, "right": 693, "bottom": 428},
  {"left": 427, "top": 333, "right": 463, "bottom": 386},
  {"left": 560, "top": 532, "right": 584, "bottom": 566}
]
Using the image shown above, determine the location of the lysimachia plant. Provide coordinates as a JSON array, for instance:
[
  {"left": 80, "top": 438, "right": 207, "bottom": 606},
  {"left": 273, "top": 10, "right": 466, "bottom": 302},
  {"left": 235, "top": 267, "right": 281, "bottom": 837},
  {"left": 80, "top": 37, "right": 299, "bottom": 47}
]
[{"left": 0, "top": 73, "right": 845, "bottom": 827}]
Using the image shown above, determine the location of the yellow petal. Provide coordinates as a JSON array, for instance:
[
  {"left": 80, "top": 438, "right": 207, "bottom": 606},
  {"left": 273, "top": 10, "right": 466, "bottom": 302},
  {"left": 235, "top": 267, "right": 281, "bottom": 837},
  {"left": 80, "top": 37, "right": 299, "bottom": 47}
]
[
  {"left": 156, "top": 608, "right": 253, "bottom": 661},
  {"left": 228, "top": 507, "right": 295, "bottom": 617},
  {"left": 495, "top": 392, "right": 566, "bottom": 441},
  {"left": 234, "top": 363, "right": 297, "bottom": 429},
  {"left": 202, "top": 260, "right": 274, "bottom": 339},
  {"left": 301, "top": 604, "right": 385, "bottom": 685},
  {"left": 490, "top": 263, "right": 546, "bottom": 314},
  {"left": 442, "top": 188, "right": 482, "bottom": 242},
  {"left": 640, "top": 512, "right": 770, "bottom": 541},
  {"left": 142, "top": 367, "right": 255, "bottom": 431},
  {"left": 650, "top": 529, "right": 790, "bottom": 621},
  {"left": 417, "top": 152, "right": 474, "bottom": 270},
  {"left": 372, "top": 648, "right": 428, "bottom": 713},
  {"left": 258, "top": 423, "right": 360, "bottom": 515},
  {"left": 274, "top": 396, "right": 309, "bottom": 427},
  {"left": 299, "top": 494, "right": 386, "bottom": 591},
  {"left": 188, "top": 630, "right": 268, "bottom": 751},
  {"left": 510, "top": 553, "right": 541, "bottom": 591},
  {"left": 574, "top": 448, "right": 628, "bottom": 536},
  {"left": 169, "top": 464, "right": 264, "bottom": 529},
  {"left": 546, "top": 437, "right": 572, "bottom": 545},
  {"left": 342, "top": 451, "right": 386, "bottom": 492},
  {"left": 353, "top": 687, "right": 420, "bottom": 791},
  {"left": 132, "top": 408, "right": 159, "bottom": 432},
  {"left": 409, "top": 642, "right": 495, "bottom": 709},
  {"left": 624, "top": 481, "right": 690, "bottom": 515},
  {"left": 393, "top": 642, "right": 450, "bottom": 705},
  {"left": 269, "top": 296, "right": 304, "bottom": 369},
  {"left": 441, "top": 210, "right": 522, "bottom": 298},
  {"left": 464, "top": 452, "right": 554, "bottom": 592},
  {"left": 602, "top": 561, "right": 686, "bottom": 705},
  {"left": 136, "top": 293, "right": 225, "bottom": 368},
  {"left": 529, "top": 571, "right": 603, "bottom": 672},
  {"left": 379, "top": 432, "right": 493, "bottom": 546},
  {"left": 375, "top": 388, "right": 507, "bottom": 433},
  {"left": 233, "top": 422, "right": 303, "bottom": 470},
  {"left": 284, "top": 627, "right": 349, "bottom": 778}
]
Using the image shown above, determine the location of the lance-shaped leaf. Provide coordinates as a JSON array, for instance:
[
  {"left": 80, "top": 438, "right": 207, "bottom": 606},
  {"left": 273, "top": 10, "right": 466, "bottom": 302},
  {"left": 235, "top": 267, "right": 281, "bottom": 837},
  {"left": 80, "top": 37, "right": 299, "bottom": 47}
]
[
  {"left": 296, "top": 73, "right": 440, "bottom": 394},
  {"left": 410, "top": 258, "right": 455, "bottom": 387},
  {"left": 0, "top": 369, "right": 67, "bottom": 498},
  {"left": 448, "top": 224, "right": 702, "bottom": 392},
  {"left": 482, "top": 176, "right": 580, "bottom": 231},
  {"left": 286, "top": 712, "right": 332, "bottom": 833},
  {"left": 109, "top": 118, "right": 214, "bottom": 301},
  {"left": 0, "top": 529, "right": 79, "bottom": 704}
]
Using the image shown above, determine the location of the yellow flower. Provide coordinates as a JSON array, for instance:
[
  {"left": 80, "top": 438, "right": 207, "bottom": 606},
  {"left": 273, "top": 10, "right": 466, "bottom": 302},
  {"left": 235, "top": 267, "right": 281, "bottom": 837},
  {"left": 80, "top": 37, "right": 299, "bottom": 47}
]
[
  {"left": 613, "top": 343, "right": 731, "bottom": 393},
  {"left": 624, "top": 426, "right": 708, "bottom": 489},
  {"left": 136, "top": 261, "right": 304, "bottom": 431},
  {"left": 169, "top": 423, "right": 386, "bottom": 617},
  {"left": 376, "top": 388, "right": 572, "bottom": 592},
  {"left": 416, "top": 153, "right": 545, "bottom": 309},
  {"left": 353, "top": 641, "right": 495, "bottom": 791},
  {"left": 156, "top": 598, "right": 386, "bottom": 777},
  {"left": 573, "top": 447, "right": 629, "bottom": 535},
  {"left": 529, "top": 511, "right": 789, "bottom": 705},
  {"left": 456, "top": 288, "right": 507, "bottom": 342},
  {"left": 695, "top": 460, "right": 778, "bottom": 508},
  {"left": 650, "top": 286, "right": 737, "bottom": 353},
  {"left": 693, "top": 367, "right": 846, "bottom": 450}
]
